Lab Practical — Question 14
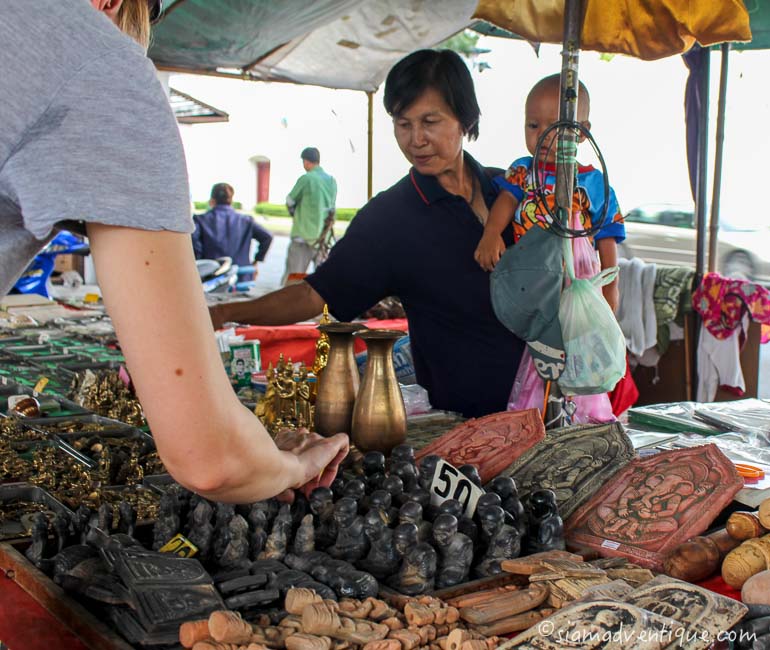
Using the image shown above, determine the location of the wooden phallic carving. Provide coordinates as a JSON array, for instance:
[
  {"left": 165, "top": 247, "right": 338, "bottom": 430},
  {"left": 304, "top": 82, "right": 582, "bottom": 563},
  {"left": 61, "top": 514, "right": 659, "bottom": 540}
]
[
  {"left": 566, "top": 445, "right": 744, "bottom": 571},
  {"left": 501, "top": 422, "right": 635, "bottom": 520},
  {"left": 414, "top": 409, "right": 545, "bottom": 484},
  {"left": 624, "top": 575, "right": 747, "bottom": 650},
  {"left": 500, "top": 599, "right": 683, "bottom": 650}
]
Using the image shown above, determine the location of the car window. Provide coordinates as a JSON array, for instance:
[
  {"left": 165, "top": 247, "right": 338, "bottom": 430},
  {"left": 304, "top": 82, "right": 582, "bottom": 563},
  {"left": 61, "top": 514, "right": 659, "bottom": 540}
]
[
  {"left": 625, "top": 208, "right": 658, "bottom": 224},
  {"left": 659, "top": 211, "right": 694, "bottom": 229}
]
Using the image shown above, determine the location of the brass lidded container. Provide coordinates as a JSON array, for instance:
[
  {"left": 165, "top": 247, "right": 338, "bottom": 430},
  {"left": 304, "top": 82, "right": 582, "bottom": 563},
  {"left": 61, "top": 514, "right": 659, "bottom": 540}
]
[
  {"left": 351, "top": 329, "right": 407, "bottom": 454},
  {"left": 314, "top": 322, "right": 366, "bottom": 436}
]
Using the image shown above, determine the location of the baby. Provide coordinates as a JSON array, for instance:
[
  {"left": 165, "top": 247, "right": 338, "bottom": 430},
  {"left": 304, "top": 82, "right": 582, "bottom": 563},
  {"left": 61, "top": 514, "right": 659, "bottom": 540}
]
[{"left": 474, "top": 74, "right": 625, "bottom": 310}]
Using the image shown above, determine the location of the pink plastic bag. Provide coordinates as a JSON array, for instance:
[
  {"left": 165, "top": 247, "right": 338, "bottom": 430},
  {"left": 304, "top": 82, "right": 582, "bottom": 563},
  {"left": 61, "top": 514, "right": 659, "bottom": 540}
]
[{"left": 507, "top": 215, "right": 615, "bottom": 424}]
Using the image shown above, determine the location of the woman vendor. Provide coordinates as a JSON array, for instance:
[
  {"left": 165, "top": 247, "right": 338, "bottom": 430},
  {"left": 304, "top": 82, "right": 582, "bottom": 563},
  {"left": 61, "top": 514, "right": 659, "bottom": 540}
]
[{"left": 210, "top": 50, "right": 525, "bottom": 418}]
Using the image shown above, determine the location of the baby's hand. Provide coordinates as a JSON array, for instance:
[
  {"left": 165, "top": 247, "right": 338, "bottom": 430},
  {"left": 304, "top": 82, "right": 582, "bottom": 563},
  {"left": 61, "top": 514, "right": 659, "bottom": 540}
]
[{"left": 474, "top": 234, "right": 506, "bottom": 272}]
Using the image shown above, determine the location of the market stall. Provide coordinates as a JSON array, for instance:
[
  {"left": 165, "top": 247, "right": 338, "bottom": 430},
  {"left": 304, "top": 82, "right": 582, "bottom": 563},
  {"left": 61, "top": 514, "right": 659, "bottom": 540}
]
[{"left": 1, "top": 309, "right": 770, "bottom": 650}]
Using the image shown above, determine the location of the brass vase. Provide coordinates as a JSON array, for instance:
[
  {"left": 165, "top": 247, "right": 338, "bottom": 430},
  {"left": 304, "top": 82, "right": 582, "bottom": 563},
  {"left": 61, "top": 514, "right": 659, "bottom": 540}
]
[
  {"left": 314, "top": 322, "right": 366, "bottom": 436},
  {"left": 351, "top": 329, "right": 407, "bottom": 454}
]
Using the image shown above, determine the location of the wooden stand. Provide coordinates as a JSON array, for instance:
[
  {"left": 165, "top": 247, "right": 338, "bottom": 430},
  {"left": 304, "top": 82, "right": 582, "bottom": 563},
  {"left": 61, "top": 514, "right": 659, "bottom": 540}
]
[{"left": 0, "top": 543, "right": 133, "bottom": 650}]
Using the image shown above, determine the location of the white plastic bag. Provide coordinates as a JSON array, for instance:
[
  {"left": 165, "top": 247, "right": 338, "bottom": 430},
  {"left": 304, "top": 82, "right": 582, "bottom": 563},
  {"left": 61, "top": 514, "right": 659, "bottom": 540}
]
[{"left": 558, "top": 236, "right": 626, "bottom": 395}]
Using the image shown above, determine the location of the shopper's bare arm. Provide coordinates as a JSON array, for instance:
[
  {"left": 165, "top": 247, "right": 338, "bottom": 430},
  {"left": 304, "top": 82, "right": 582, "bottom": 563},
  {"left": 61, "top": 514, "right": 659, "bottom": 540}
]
[
  {"left": 87, "top": 224, "right": 347, "bottom": 502},
  {"left": 209, "top": 281, "right": 325, "bottom": 329}
]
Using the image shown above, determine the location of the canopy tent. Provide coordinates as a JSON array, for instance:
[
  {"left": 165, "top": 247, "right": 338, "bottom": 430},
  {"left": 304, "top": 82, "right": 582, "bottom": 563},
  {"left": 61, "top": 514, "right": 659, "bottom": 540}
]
[{"left": 151, "top": 0, "right": 480, "bottom": 92}]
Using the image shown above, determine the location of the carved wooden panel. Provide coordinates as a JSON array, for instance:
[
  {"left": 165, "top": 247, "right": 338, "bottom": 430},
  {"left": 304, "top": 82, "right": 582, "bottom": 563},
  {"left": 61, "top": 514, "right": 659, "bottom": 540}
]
[
  {"left": 501, "top": 422, "right": 635, "bottom": 519},
  {"left": 624, "top": 575, "right": 747, "bottom": 650},
  {"left": 414, "top": 409, "right": 545, "bottom": 484},
  {"left": 499, "top": 599, "right": 682, "bottom": 650},
  {"left": 566, "top": 445, "right": 744, "bottom": 571}
]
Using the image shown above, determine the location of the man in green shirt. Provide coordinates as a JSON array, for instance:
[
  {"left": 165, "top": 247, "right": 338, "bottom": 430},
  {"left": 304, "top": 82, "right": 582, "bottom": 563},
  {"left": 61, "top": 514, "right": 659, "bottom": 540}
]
[{"left": 283, "top": 147, "right": 337, "bottom": 284}]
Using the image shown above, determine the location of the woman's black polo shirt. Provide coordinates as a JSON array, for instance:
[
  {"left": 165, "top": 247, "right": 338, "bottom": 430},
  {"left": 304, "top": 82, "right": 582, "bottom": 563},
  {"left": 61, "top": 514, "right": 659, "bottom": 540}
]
[{"left": 305, "top": 152, "right": 525, "bottom": 418}]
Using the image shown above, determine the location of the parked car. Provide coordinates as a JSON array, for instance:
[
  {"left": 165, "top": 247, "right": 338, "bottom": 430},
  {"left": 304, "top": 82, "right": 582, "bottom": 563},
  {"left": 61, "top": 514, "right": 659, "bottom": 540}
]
[{"left": 618, "top": 203, "right": 770, "bottom": 284}]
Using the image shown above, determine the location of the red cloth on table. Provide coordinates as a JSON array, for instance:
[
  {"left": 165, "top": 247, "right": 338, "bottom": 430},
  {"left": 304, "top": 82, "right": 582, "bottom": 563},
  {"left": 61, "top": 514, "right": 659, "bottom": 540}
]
[
  {"left": 0, "top": 576, "right": 90, "bottom": 650},
  {"left": 235, "top": 319, "right": 409, "bottom": 369},
  {"left": 608, "top": 357, "right": 639, "bottom": 416},
  {"left": 695, "top": 574, "right": 743, "bottom": 601}
]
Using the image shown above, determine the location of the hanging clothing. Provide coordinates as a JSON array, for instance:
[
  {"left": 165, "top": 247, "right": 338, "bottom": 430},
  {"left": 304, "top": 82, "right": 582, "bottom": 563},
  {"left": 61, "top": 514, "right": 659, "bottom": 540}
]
[
  {"left": 692, "top": 273, "right": 770, "bottom": 339},
  {"left": 617, "top": 258, "right": 657, "bottom": 357},
  {"left": 696, "top": 314, "right": 748, "bottom": 402}
]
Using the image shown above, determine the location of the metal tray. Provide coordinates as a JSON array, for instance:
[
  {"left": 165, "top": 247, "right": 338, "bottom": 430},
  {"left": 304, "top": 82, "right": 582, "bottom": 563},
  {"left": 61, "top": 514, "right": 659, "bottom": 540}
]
[
  {"left": 0, "top": 482, "right": 75, "bottom": 540},
  {"left": 142, "top": 473, "right": 176, "bottom": 494},
  {"left": 22, "top": 414, "right": 138, "bottom": 437}
]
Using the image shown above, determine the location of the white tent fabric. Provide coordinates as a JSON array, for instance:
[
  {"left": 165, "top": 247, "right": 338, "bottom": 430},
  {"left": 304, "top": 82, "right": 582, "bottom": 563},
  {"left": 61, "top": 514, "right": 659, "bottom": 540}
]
[{"left": 248, "top": 0, "right": 479, "bottom": 92}]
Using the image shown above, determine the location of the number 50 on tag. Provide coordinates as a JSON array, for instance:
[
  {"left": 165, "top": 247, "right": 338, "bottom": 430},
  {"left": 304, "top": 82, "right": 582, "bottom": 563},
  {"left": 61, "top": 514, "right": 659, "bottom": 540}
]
[{"left": 429, "top": 459, "right": 484, "bottom": 519}]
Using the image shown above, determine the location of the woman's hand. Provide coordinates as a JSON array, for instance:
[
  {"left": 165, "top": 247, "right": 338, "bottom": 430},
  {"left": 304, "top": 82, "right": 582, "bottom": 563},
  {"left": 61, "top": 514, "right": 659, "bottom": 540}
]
[
  {"left": 274, "top": 429, "right": 349, "bottom": 500},
  {"left": 474, "top": 234, "right": 506, "bottom": 272}
]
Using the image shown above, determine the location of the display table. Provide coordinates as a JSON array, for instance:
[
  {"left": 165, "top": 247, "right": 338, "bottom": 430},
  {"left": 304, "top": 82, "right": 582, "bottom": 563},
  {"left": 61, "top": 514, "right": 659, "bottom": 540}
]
[{"left": 235, "top": 318, "right": 408, "bottom": 368}]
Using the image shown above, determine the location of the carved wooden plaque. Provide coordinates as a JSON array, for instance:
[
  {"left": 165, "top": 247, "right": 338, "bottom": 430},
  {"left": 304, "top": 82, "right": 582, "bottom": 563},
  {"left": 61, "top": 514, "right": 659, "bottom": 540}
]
[
  {"left": 624, "top": 575, "right": 747, "bottom": 650},
  {"left": 414, "top": 409, "right": 544, "bottom": 484},
  {"left": 498, "top": 599, "right": 682, "bottom": 650},
  {"left": 566, "top": 445, "right": 744, "bottom": 571},
  {"left": 500, "top": 422, "right": 635, "bottom": 519}
]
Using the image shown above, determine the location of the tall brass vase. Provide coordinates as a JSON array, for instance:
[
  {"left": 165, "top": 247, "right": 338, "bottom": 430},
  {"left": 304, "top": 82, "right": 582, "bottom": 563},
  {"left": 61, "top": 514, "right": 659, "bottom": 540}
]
[
  {"left": 314, "top": 322, "right": 365, "bottom": 436},
  {"left": 351, "top": 329, "right": 407, "bottom": 454}
]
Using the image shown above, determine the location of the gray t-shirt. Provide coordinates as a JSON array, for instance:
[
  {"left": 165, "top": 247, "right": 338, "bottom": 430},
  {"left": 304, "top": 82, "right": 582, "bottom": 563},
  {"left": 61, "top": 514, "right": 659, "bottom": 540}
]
[{"left": 0, "top": 1, "right": 193, "bottom": 297}]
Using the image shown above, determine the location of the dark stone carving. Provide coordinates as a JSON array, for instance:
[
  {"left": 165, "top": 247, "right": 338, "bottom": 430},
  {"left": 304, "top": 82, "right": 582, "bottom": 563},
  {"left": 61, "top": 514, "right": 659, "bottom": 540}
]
[
  {"left": 398, "top": 501, "right": 432, "bottom": 543},
  {"left": 474, "top": 505, "right": 520, "bottom": 577},
  {"left": 187, "top": 500, "right": 214, "bottom": 563},
  {"left": 309, "top": 487, "right": 337, "bottom": 550},
  {"left": 418, "top": 454, "right": 441, "bottom": 489},
  {"left": 433, "top": 513, "right": 473, "bottom": 588},
  {"left": 388, "top": 522, "right": 437, "bottom": 595},
  {"left": 291, "top": 513, "right": 316, "bottom": 555},
  {"left": 358, "top": 508, "right": 399, "bottom": 580},
  {"left": 327, "top": 497, "right": 368, "bottom": 561},
  {"left": 526, "top": 489, "right": 565, "bottom": 554}
]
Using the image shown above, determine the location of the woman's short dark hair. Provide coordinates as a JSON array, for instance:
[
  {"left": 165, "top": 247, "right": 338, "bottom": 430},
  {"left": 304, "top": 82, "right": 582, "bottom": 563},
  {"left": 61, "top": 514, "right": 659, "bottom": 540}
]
[{"left": 383, "top": 49, "right": 480, "bottom": 141}]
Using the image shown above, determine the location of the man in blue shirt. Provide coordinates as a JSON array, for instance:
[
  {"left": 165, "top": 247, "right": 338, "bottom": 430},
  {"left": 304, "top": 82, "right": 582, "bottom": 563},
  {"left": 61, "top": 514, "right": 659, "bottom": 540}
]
[{"left": 192, "top": 183, "right": 273, "bottom": 279}]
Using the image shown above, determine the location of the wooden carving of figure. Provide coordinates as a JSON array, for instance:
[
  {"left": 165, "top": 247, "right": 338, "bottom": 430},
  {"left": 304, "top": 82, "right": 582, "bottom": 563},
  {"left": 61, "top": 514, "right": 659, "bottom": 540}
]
[
  {"left": 259, "top": 503, "right": 292, "bottom": 560},
  {"left": 327, "top": 497, "right": 368, "bottom": 561},
  {"left": 388, "top": 522, "right": 437, "bottom": 595},
  {"left": 117, "top": 501, "right": 137, "bottom": 538},
  {"left": 26, "top": 511, "right": 52, "bottom": 570},
  {"left": 474, "top": 505, "right": 520, "bottom": 578},
  {"left": 404, "top": 487, "right": 438, "bottom": 522},
  {"left": 526, "top": 489, "right": 565, "bottom": 554},
  {"left": 418, "top": 454, "right": 441, "bottom": 489},
  {"left": 389, "top": 460, "right": 420, "bottom": 492},
  {"left": 152, "top": 492, "right": 180, "bottom": 550},
  {"left": 52, "top": 512, "right": 72, "bottom": 553},
  {"left": 309, "top": 487, "right": 337, "bottom": 550},
  {"left": 367, "top": 489, "right": 398, "bottom": 526},
  {"left": 276, "top": 361, "right": 297, "bottom": 423},
  {"left": 292, "top": 513, "right": 316, "bottom": 555},
  {"left": 433, "top": 513, "right": 473, "bottom": 588},
  {"left": 486, "top": 475, "right": 526, "bottom": 538},
  {"left": 389, "top": 444, "right": 416, "bottom": 467},
  {"left": 187, "top": 500, "right": 214, "bottom": 563},
  {"left": 382, "top": 475, "right": 406, "bottom": 507},
  {"left": 362, "top": 451, "right": 386, "bottom": 492},
  {"left": 218, "top": 514, "right": 250, "bottom": 570},
  {"left": 439, "top": 498, "right": 478, "bottom": 545},
  {"left": 357, "top": 508, "right": 400, "bottom": 579},
  {"left": 398, "top": 501, "right": 432, "bottom": 543},
  {"left": 295, "top": 365, "right": 312, "bottom": 427},
  {"left": 247, "top": 506, "right": 269, "bottom": 559},
  {"left": 459, "top": 464, "right": 483, "bottom": 487}
]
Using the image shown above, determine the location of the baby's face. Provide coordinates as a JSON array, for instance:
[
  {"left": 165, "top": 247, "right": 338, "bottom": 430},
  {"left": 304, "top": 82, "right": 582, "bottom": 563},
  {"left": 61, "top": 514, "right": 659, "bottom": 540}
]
[{"left": 524, "top": 84, "right": 589, "bottom": 165}]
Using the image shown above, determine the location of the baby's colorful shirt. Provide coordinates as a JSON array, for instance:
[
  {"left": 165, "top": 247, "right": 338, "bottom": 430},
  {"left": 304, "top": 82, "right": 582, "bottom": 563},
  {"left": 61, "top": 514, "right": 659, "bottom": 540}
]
[{"left": 494, "top": 156, "right": 626, "bottom": 244}]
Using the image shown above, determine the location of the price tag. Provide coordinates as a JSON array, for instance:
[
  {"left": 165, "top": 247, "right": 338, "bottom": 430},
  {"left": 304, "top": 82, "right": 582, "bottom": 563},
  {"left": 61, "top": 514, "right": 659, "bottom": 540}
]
[
  {"left": 429, "top": 459, "right": 485, "bottom": 519},
  {"left": 33, "top": 377, "right": 49, "bottom": 393},
  {"left": 158, "top": 533, "right": 198, "bottom": 558}
]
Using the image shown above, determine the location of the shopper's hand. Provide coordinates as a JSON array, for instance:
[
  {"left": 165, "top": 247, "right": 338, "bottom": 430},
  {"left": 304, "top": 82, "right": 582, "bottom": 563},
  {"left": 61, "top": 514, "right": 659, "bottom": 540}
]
[
  {"left": 474, "top": 234, "right": 506, "bottom": 272},
  {"left": 274, "top": 429, "right": 349, "bottom": 501}
]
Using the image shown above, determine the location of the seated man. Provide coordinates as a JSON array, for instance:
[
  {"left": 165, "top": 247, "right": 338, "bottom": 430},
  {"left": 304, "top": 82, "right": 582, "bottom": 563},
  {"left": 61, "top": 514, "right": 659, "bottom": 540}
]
[{"left": 192, "top": 183, "right": 273, "bottom": 280}]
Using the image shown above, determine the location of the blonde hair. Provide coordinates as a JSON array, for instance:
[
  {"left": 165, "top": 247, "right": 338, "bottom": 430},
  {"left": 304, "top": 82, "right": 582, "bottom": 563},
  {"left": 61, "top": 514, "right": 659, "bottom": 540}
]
[{"left": 115, "top": 0, "right": 151, "bottom": 51}]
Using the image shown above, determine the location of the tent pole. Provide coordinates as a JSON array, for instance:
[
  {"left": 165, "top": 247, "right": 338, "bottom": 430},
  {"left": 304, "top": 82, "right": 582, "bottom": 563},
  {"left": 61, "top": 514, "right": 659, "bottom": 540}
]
[
  {"left": 694, "top": 49, "right": 711, "bottom": 280},
  {"left": 708, "top": 43, "right": 730, "bottom": 273},
  {"left": 554, "top": 0, "right": 584, "bottom": 222},
  {"left": 367, "top": 91, "right": 374, "bottom": 200}
]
